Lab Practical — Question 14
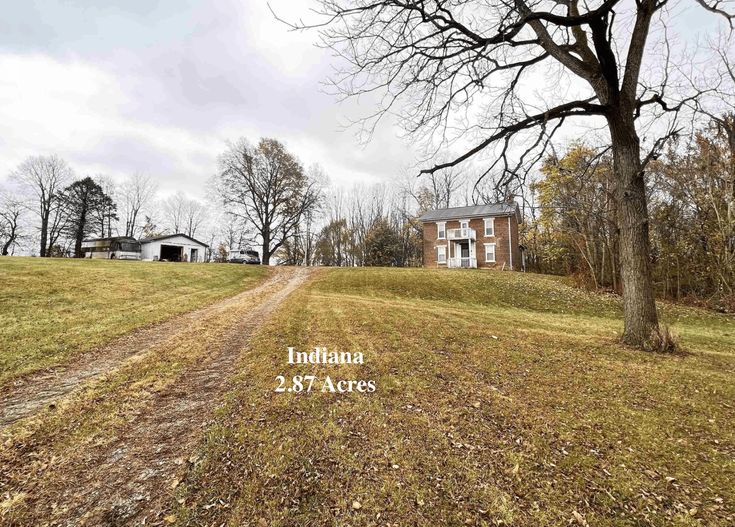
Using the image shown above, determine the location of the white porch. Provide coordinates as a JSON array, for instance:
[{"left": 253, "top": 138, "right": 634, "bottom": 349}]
[{"left": 446, "top": 239, "right": 477, "bottom": 268}]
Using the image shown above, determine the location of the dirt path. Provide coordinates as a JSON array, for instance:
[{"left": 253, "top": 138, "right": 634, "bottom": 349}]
[
  {"left": 0, "top": 267, "right": 306, "bottom": 429},
  {"left": 0, "top": 266, "right": 313, "bottom": 525}
]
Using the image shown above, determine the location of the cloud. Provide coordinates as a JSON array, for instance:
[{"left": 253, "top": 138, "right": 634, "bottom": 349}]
[{"left": 0, "top": 1, "right": 420, "bottom": 198}]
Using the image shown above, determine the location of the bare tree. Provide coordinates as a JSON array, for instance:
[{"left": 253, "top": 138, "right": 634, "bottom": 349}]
[
  {"left": 0, "top": 193, "right": 23, "bottom": 256},
  {"left": 403, "top": 168, "right": 465, "bottom": 211},
  {"left": 219, "top": 213, "right": 254, "bottom": 252},
  {"left": 161, "top": 192, "right": 186, "bottom": 234},
  {"left": 427, "top": 168, "right": 465, "bottom": 209},
  {"left": 216, "top": 138, "right": 322, "bottom": 265},
  {"left": 291, "top": 0, "right": 734, "bottom": 348},
  {"left": 11, "top": 155, "right": 73, "bottom": 257},
  {"left": 120, "top": 173, "right": 158, "bottom": 238},
  {"left": 93, "top": 175, "right": 119, "bottom": 238},
  {"left": 183, "top": 197, "right": 207, "bottom": 238},
  {"left": 161, "top": 191, "right": 206, "bottom": 237}
]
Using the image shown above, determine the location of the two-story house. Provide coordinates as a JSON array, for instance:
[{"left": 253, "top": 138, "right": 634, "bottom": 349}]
[{"left": 419, "top": 203, "right": 523, "bottom": 270}]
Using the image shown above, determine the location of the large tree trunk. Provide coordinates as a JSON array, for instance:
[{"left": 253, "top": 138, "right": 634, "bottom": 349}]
[
  {"left": 261, "top": 231, "right": 271, "bottom": 266},
  {"left": 74, "top": 205, "right": 88, "bottom": 258},
  {"left": 610, "top": 116, "right": 660, "bottom": 347},
  {"left": 39, "top": 213, "right": 49, "bottom": 257}
]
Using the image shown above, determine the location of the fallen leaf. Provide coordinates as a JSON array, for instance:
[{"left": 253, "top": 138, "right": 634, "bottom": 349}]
[{"left": 572, "top": 510, "right": 588, "bottom": 526}]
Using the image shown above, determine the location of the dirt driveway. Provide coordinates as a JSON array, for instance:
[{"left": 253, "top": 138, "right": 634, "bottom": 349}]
[{"left": 0, "top": 266, "right": 313, "bottom": 526}]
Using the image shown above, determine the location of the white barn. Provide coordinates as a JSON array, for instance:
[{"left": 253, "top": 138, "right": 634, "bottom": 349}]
[{"left": 139, "top": 234, "right": 208, "bottom": 263}]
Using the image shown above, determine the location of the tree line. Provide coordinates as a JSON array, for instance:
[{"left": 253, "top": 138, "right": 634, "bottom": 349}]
[
  {"left": 526, "top": 115, "right": 735, "bottom": 312},
  {"left": 0, "top": 136, "right": 473, "bottom": 267},
  {"left": 0, "top": 155, "right": 228, "bottom": 258}
]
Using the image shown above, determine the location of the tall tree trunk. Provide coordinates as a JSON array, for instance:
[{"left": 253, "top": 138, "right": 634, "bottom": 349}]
[
  {"left": 40, "top": 212, "right": 49, "bottom": 257},
  {"left": 610, "top": 116, "right": 660, "bottom": 347},
  {"left": 261, "top": 230, "right": 270, "bottom": 266},
  {"left": 74, "top": 207, "right": 88, "bottom": 258}
]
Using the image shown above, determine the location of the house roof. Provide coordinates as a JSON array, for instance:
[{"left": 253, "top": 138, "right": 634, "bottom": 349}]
[
  {"left": 418, "top": 203, "right": 517, "bottom": 222},
  {"left": 138, "top": 233, "right": 209, "bottom": 247}
]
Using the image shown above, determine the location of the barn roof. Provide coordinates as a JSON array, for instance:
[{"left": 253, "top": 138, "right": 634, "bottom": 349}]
[
  {"left": 138, "top": 233, "right": 209, "bottom": 247},
  {"left": 417, "top": 203, "right": 517, "bottom": 222}
]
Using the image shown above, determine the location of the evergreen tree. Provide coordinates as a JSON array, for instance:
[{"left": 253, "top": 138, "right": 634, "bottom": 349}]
[{"left": 58, "top": 177, "right": 117, "bottom": 257}]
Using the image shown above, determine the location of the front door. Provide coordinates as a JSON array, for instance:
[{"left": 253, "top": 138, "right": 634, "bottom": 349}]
[{"left": 460, "top": 242, "right": 469, "bottom": 267}]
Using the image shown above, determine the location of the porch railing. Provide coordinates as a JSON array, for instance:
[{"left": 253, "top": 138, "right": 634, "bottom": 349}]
[
  {"left": 447, "top": 257, "right": 477, "bottom": 268},
  {"left": 447, "top": 227, "right": 476, "bottom": 240}
]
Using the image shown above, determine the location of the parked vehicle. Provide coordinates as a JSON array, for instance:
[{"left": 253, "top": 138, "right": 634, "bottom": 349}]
[
  {"left": 81, "top": 237, "right": 142, "bottom": 260},
  {"left": 228, "top": 249, "right": 260, "bottom": 264}
]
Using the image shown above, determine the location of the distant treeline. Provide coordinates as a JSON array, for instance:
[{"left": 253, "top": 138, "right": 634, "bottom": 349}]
[{"left": 2, "top": 124, "right": 733, "bottom": 311}]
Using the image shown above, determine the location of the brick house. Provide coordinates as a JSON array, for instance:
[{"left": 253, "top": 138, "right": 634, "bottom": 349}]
[{"left": 418, "top": 203, "right": 524, "bottom": 270}]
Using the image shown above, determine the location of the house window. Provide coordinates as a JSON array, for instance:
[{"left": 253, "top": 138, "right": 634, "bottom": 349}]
[
  {"left": 484, "top": 218, "right": 495, "bottom": 237},
  {"left": 460, "top": 220, "right": 469, "bottom": 229},
  {"left": 437, "top": 246, "right": 447, "bottom": 264},
  {"left": 437, "top": 222, "right": 446, "bottom": 240},
  {"left": 484, "top": 243, "right": 496, "bottom": 263}
]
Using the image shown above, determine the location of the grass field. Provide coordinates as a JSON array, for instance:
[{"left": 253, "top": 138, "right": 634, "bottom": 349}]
[
  {"left": 0, "top": 257, "right": 269, "bottom": 385},
  {"left": 0, "top": 264, "right": 733, "bottom": 526},
  {"left": 171, "top": 268, "right": 734, "bottom": 527}
]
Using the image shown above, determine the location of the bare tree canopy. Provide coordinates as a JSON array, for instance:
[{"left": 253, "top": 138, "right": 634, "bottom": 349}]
[
  {"left": 161, "top": 191, "right": 207, "bottom": 238},
  {"left": 0, "top": 192, "right": 24, "bottom": 256},
  {"left": 11, "top": 155, "right": 73, "bottom": 257},
  {"left": 289, "top": 0, "right": 735, "bottom": 349},
  {"left": 216, "top": 138, "right": 322, "bottom": 265},
  {"left": 120, "top": 173, "right": 158, "bottom": 238}
]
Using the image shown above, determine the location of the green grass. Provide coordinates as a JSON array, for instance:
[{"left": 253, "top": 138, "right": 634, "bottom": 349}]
[
  {"left": 0, "top": 257, "right": 269, "bottom": 385},
  {"left": 172, "top": 268, "right": 734, "bottom": 527}
]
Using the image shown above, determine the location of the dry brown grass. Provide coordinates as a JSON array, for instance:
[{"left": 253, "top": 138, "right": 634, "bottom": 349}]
[
  {"left": 169, "top": 268, "right": 734, "bottom": 526},
  {"left": 0, "top": 257, "right": 268, "bottom": 385},
  {"left": 0, "top": 266, "right": 732, "bottom": 526}
]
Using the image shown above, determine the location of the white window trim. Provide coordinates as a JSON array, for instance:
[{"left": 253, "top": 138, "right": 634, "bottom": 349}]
[
  {"left": 484, "top": 243, "right": 496, "bottom": 263},
  {"left": 436, "top": 222, "right": 446, "bottom": 240},
  {"left": 484, "top": 217, "right": 495, "bottom": 237},
  {"left": 458, "top": 219, "right": 470, "bottom": 229},
  {"left": 436, "top": 245, "right": 447, "bottom": 264}
]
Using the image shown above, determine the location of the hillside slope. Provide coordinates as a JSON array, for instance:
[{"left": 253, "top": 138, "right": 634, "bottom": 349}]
[{"left": 174, "top": 267, "right": 734, "bottom": 526}]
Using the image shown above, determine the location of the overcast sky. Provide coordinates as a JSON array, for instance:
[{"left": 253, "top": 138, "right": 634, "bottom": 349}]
[
  {"left": 0, "top": 0, "right": 419, "bottom": 198},
  {"left": 0, "top": 1, "right": 725, "bottom": 200}
]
